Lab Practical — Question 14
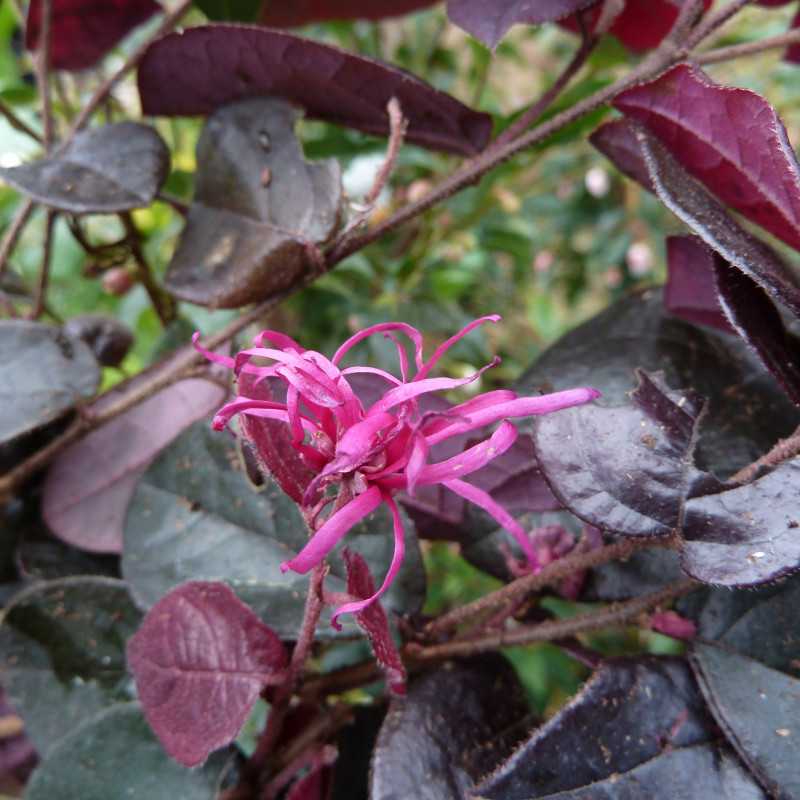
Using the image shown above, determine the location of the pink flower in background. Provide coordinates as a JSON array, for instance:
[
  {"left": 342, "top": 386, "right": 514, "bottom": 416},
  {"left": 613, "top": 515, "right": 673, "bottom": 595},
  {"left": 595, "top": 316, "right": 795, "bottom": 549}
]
[{"left": 196, "top": 316, "right": 599, "bottom": 627}]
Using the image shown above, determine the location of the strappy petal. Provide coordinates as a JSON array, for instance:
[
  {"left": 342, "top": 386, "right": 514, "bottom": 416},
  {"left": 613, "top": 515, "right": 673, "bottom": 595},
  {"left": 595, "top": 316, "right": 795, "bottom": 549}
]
[
  {"left": 333, "top": 322, "right": 425, "bottom": 370},
  {"left": 416, "top": 315, "right": 501, "bottom": 380},
  {"left": 191, "top": 332, "right": 235, "bottom": 369}
]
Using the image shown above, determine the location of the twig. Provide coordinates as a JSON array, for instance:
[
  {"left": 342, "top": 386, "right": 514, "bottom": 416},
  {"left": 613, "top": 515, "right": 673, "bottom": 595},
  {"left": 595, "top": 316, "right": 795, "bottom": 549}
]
[
  {"left": 730, "top": 423, "right": 800, "bottom": 484},
  {"left": 686, "top": 0, "right": 753, "bottom": 50},
  {"left": 408, "top": 580, "right": 698, "bottom": 662},
  {"left": 26, "top": 210, "right": 55, "bottom": 319},
  {"left": 492, "top": 26, "right": 597, "bottom": 149},
  {"left": 35, "top": 0, "right": 54, "bottom": 149},
  {"left": 0, "top": 199, "right": 36, "bottom": 277},
  {"left": 66, "top": 0, "right": 193, "bottom": 138},
  {"left": 422, "top": 537, "right": 668, "bottom": 640},
  {"left": 696, "top": 28, "right": 800, "bottom": 65},
  {"left": 119, "top": 212, "right": 176, "bottom": 325},
  {"left": 301, "top": 660, "right": 381, "bottom": 701},
  {"left": 0, "top": 98, "right": 42, "bottom": 143}
]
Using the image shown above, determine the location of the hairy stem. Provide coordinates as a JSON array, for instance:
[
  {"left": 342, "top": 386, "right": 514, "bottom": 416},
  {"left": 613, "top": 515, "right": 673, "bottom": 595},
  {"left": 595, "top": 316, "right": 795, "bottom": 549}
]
[
  {"left": 730, "top": 423, "right": 800, "bottom": 484},
  {"left": 26, "top": 210, "right": 56, "bottom": 320},
  {"left": 423, "top": 537, "right": 670, "bottom": 639},
  {"left": 0, "top": 98, "right": 42, "bottom": 143},
  {"left": 0, "top": 199, "right": 36, "bottom": 277},
  {"left": 409, "top": 580, "right": 698, "bottom": 661},
  {"left": 697, "top": 27, "right": 800, "bottom": 65},
  {"left": 35, "top": 0, "right": 54, "bottom": 149}
]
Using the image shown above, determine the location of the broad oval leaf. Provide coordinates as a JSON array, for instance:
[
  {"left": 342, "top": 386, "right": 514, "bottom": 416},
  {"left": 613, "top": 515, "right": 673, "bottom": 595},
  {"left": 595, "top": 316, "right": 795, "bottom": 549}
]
[
  {"left": 127, "top": 581, "right": 287, "bottom": 767},
  {"left": 589, "top": 117, "right": 654, "bottom": 191},
  {"left": 42, "top": 377, "right": 226, "bottom": 553},
  {"left": 533, "top": 371, "right": 711, "bottom": 538},
  {"left": 370, "top": 654, "right": 530, "bottom": 800},
  {"left": 122, "top": 420, "right": 426, "bottom": 639},
  {"left": 681, "top": 459, "right": 800, "bottom": 585},
  {"left": 517, "top": 289, "right": 800, "bottom": 478},
  {"left": 476, "top": 656, "right": 764, "bottom": 800},
  {"left": 62, "top": 314, "right": 134, "bottom": 368},
  {"left": 137, "top": 25, "right": 492, "bottom": 156},
  {"left": 24, "top": 703, "right": 235, "bottom": 800},
  {"left": 692, "top": 643, "right": 800, "bottom": 800},
  {"left": 0, "top": 122, "right": 170, "bottom": 213},
  {"left": 165, "top": 97, "right": 341, "bottom": 308},
  {"left": 446, "top": 0, "right": 597, "bottom": 49},
  {"left": 615, "top": 64, "right": 800, "bottom": 254},
  {"left": 0, "top": 320, "right": 99, "bottom": 447},
  {"left": 0, "top": 577, "right": 141, "bottom": 757},
  {"left": 260, "top": 0, "right": 438, "bottom": 25},
  {"left": 26, "top": 0, "right": 160, "bottom": 71}
]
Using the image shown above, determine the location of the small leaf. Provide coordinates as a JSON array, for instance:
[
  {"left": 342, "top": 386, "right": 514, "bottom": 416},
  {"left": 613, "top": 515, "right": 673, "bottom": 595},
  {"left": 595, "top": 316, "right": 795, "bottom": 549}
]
[
  {"left": 165, "top": 98, "right": 341, "bottom": 308},
  {"left": 534, "top": 370, "right": 711, "bottom": 538},
  {"left": 615, "top": 64, "right": 800, "bottom": 253},
  {"left": 42, "top": 377, "right": 226, "bottom": 553},
  {"left": 26, "top": 0, "right": 160, "bottom": 71},
  {"left": 0, "top": 578, "right": 141, "bottom": 757},
  {"left": 343, "top": 550, "right": 406, "bottom": 695},
  {"left": 0, "top": 320, "right": 99, "bottom": 447},
  {"left": 370, "top": 654, "right": 530, "bottom": 800},
  {"left": 664, "top": 235, "right": 733, "bottom": 333},
  {"left": 122, "top": 421, "right": 426, "bottom": 639},
  {"left": 0, "top": 123, "right": 170, "bottom": 213},
  {"left": 475, "top": 656, "right": 762, "bottom": 800},
  {"left": 128, "top": 581, "right": 287, "bottom": 767},
  {"left": 589, "top": 117, "right": 654, "bottom": 191},
  {"left": 586, "top": 546, "right": 685, "bottom": 600},
  {"left": 137, "top": 25, "right": 492, "bottom": 156},
  {"left": 260, "top": 0, "right": 438, "bottom": 25},
  {"left": 681, "top": 459, "right": 800, "bottom": 585},
  {"left": 692, "top": 643, "right": 800, "bottom": 800},
  {"left": 62, "top": 314, "right": 133, "bottom": 368},
  {"left": 24, "top": 703, "right": 235, "bottom": 800},
  {"left": 446, "top": 0, "right": 597, "bottom": 49}
]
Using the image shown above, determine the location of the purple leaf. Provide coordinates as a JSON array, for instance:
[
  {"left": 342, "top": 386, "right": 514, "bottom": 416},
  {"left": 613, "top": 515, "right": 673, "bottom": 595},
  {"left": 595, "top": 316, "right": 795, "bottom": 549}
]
[
  {"left": 62, "top": 314, "right": 133, "bottom": 368},
  {"left": 127, "top": 581, "right": 287, "bottom": 767},
  {"left": 681, "top": 459, "right": 800, "bottom": 586},
  {"left": 787, "top": 9, "right": 800, "bottom": 64},
  {"left": 634, "top": 125, "right": 800, "bottom": 319},
  {"left": 589, "top": 118, "right": 654, "bottom": 191},
  {"left": 343, "top": 550, "right": 406, "bottom": 695},
  {"left": 26, "top": 0, "right": 160, "bottom": 71},
  {"left": 42, "top": 377, "right": 226, "bottom": 554},
  {"left": 665, "top": 235, "right": 733, "bottom": 333},
  {"left": 260, "top": 0, "right": 438, "bottom": 25},
  {"left": 137, "top": 25, "right": 492, "bottom": 156},
  {"left": 0, "top": 687, "right": 36, "bottom": 786},
  {"left": 715, "top": 261, "right": 800, "bottom": 406},
  {"left": 615, "top": 64, "right": 800, "bottom": 253},
  {"left": 446, "top": 0, "right": 597, "bottom": 49}
]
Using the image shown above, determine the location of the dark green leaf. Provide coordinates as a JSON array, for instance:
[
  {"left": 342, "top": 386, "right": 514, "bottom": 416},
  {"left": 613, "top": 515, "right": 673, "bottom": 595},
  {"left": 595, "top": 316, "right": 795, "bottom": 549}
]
[
  {"left": 0, "top": 577, "right": 141, "bottom": 756},
  {"left": 165, "top": 98, "right": 341, "bottom": 308},
  {"left": 0, "top": 123, "right": 169, "bottom": 213},
  {"left": 0, "top": 320, "right": 100, "bottom": 446},
  {"left": 24, "top": 703, "right": 235, "bottom": 800},
  {"left": 122, "top": 421, "right": 425, "bottom": 639}
]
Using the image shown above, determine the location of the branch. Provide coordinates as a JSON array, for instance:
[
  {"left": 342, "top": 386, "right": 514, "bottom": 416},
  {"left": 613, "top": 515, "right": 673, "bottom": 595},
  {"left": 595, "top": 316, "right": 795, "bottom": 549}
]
[
  {"left": 408, "top": 580, "right": 698, "bottom": 662},
  {"left": 686, "top": 0, "right": 753, "bottom": 50},
  {"left": 65, "top": 0, "right": 193, "bottom": 138},
  {"left": 422, "top": 536, "right": 672, "bottom": 640},
  {"left": 730, "top": 423, "right": 800, "bottom": 484},
  {"left": 0, "top": 199, "right": 36, "bottom": 277},
  {"left": 26, "top": 210, "right": 56, "bottom": 320},
  {"left": 697, "top": 27, "right": 800, "bottom": 65},
  {"left": 35, "top": 0, "right": 54, "bottom": 149},
  {"left": 0, "top": 98, "right": 42, "bottom": 143}
]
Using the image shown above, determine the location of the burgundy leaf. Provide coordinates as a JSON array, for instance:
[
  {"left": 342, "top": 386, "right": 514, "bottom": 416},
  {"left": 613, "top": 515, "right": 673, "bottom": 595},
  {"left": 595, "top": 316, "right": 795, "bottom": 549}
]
[
  {"left": 26, "top": 0, "right": 160, "bottom": 71},
  {"left": 589, "top": 118, "right": 653, "bottom": 191},
  {"left": 715, "top": 264, "right": 800, "bottom": 406},
  {"left": 343, "top": 550, "right": 406, "bottom": 695},
  {"left": 127, "top": 581, "right": 287, "bottom": 767},
  {"left": 446, "top": 0, "right": 597, "bottom": 49},
  {"left": 787, "top": 9, "right": 800, "bottom": 65},
  {"left": 238, "top": 373, "right": 316, "bottom": 504},
  {"left": 42, "top": 377, "right": 225, "bottom": 553},
  {"left": 137, "top": 26, "right": 491, "bottom": 156},
  {"left": 634, "top": 125, "right": 800, "bottom": 319},
  {"left": 261, "top": 0, "right": 438, "bottom": 26},
  {"left": 615, "top": 63, "right": 800, "bottom": 253},
  {"left": 664, "top": 235, "right": 733, "bottom": 333},
  {"left": 562, "top": 0, "right": 712, "bottom": 53}
]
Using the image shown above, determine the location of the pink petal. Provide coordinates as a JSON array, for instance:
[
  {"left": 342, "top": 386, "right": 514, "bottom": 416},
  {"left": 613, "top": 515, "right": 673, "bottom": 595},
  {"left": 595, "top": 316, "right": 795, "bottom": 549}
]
[
  {"left": 416, "top": 315, "right": 501, "bottom": 379},
  {"left": 341, "top": 366, "right": 403, "bottom": 386},
  {"left": 210, "top": 397, "right": 290, "bottom": 430},
  {"left": 332, "top": 323, "right": 425, "bottom": 369},
  {"left": 443, "top": 478, "right": 538, "bottom": 569},
  {"left": 384, "top": 332, "right": 409, "bottom": 381},
  {"left": 192, "top": 332, "right": 235, "bottom": 369},
  {"left": 368, "top": 358, "right": 500, "bottom": 415},
  {"left": 281, "top": 486, "right": 383, "bottom": 575},
  {"left": 253, "top": 329, "right": 304, "bottom": 352},
  {"left": 331, "top": 493, "right": 405, "bottom": 629},
  {"left": 426, "top": 387, "right": 600, "bottom": 445},
  {"left": 404, "top": 433, "right": 429, "bottom": 497}
]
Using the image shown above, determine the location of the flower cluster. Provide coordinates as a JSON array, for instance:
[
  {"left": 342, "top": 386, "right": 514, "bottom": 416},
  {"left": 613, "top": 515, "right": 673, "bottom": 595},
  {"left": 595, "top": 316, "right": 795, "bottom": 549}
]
[{"left": 197, "top": 317, "right": 599, "bottom": 626}]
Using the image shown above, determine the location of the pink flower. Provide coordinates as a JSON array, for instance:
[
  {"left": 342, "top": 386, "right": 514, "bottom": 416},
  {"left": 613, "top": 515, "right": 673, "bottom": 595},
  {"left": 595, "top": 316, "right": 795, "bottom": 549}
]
[{"left": 195, "top": 316, "right": 599, "bottom": 627}]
